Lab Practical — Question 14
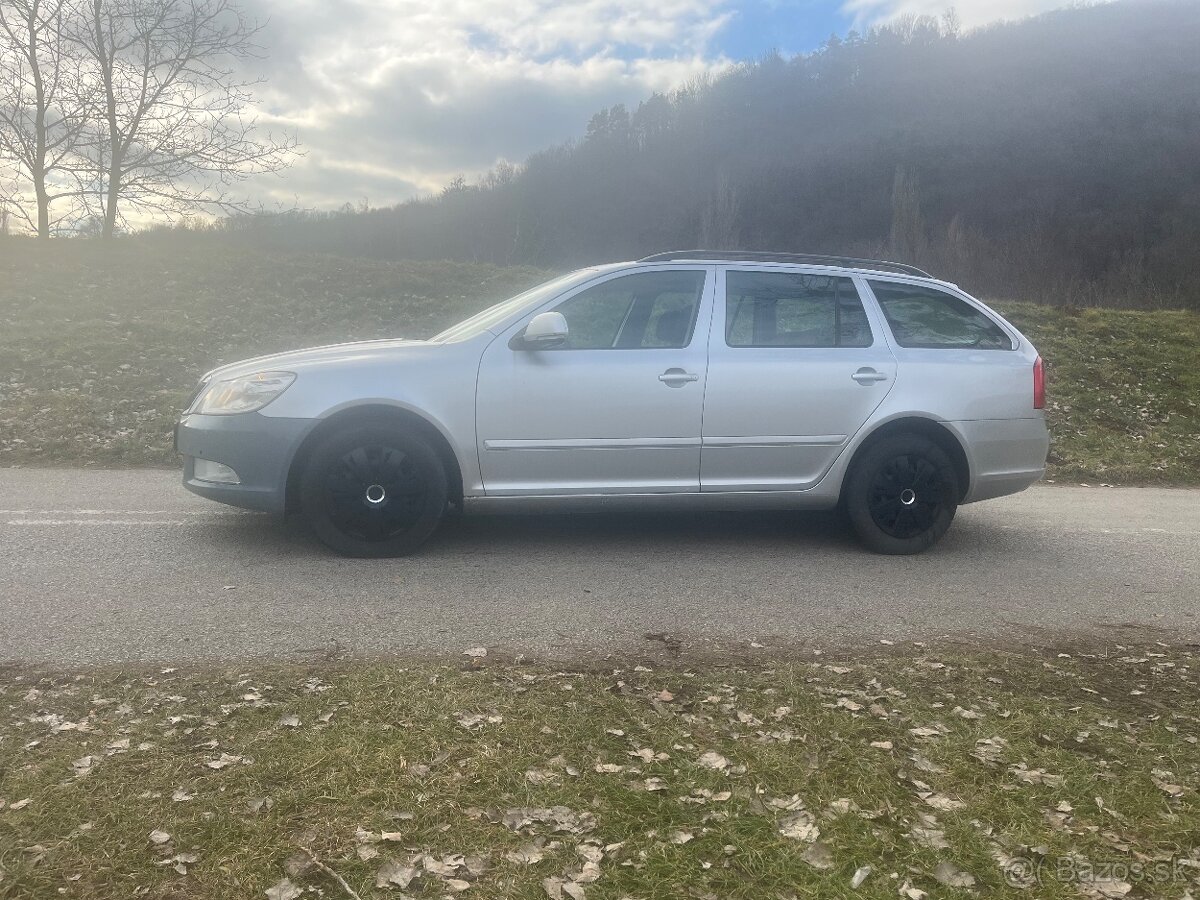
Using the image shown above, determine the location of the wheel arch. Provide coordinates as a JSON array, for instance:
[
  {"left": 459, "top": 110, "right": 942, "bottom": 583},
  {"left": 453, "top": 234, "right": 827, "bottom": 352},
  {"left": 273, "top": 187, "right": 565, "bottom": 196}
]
[
  {"left": 284, "top": 403, "right": 464, "bottom": 513},
  {"left": 840, "top": 416, "right": 971, "bottom": 505}
]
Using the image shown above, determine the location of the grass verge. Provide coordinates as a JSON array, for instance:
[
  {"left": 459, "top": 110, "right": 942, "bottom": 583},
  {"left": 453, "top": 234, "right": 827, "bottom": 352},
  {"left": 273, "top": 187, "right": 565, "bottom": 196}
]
[
  {"left": 1, "top": 239, "right": 1197, "bottom": 483},
  {"left": 2, "top": 645, "right": 1198, "bottom": 899}
]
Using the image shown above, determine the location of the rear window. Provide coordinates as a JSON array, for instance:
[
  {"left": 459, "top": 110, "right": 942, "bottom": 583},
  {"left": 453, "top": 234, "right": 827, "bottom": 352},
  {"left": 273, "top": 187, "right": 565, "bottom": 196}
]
[
  {"left": 868, "top": 281, "right": 1012, "bottom": 350},
  {"left": 726, "top": 271, "right": 872, "bottom": 348}
]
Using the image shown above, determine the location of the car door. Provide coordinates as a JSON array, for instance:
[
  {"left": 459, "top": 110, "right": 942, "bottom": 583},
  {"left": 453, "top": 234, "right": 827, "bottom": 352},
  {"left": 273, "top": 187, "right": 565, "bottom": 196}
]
[
  {"left": 700, "top": 267, "right": 897, "bottom": 491},
  {"left": 476, "top": 266, "right": 714, "bottom": 495}
]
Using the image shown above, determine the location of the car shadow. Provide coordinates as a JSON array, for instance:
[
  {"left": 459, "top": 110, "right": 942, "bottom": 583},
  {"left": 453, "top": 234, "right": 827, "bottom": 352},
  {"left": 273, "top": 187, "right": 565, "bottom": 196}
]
[{"left": 194, "top": 506, "right": 863, "bottom": 558}]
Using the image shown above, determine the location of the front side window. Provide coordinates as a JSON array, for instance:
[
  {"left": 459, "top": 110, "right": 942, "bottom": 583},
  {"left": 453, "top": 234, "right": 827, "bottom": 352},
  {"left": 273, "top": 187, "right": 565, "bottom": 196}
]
[
  {"left": 431, "top": 270, "right": 597, "bottom": 342},
  {"left": 725, "top": 271, "right": 872, "bottom": 348},
  {"left": 552, "top": 270, "right": 706, "bottom": 350},
  {"left": 868, "top": 280, "right": 1012, "bottom": 350}
]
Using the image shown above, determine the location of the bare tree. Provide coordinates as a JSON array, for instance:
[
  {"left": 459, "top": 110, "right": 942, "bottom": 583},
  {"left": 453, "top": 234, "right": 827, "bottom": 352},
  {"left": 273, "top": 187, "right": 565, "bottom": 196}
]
[
  {"left": 698, "top": 170, "right": 740, "bottom": 250},
  {"left": 889, "top": 164, "right": 926, "bottom": 264},
  {"left": 70, "top": 0, "right": 296, "bottom": 237},
  {"left": 0, "top": 0, "right": 92, "bottom": 237}
]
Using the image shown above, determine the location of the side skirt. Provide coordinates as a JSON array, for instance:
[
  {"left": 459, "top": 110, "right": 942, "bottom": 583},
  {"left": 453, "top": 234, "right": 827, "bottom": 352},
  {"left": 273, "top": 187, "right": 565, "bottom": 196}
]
[{"left": 462, "top": 489, "right": 841, "bottom": 515}]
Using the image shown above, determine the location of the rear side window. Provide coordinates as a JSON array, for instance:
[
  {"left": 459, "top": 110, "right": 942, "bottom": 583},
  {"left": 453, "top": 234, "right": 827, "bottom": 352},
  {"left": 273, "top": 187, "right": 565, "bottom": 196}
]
[
  {"left": 868, "top": 281, "right": 1012, "bottom": 350},
  {"left": 553, "top": 270, "right": 706, "bottom": 350},
  {"left": 726, "top": 271, "right": 872, "bottom": 348}
]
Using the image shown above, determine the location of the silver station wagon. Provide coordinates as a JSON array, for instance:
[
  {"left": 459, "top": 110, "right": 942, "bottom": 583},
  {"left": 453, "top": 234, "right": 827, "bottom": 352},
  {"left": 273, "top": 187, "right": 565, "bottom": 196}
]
[{"left": 175, "top": 251, "right": 1049, "bottom": 556}]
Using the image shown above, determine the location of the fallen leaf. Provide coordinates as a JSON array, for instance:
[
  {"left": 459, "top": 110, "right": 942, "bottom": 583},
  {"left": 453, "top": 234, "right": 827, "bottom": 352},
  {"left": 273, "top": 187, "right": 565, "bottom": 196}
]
[
  {"left": 278, "top": 715, "right": 301, "bottom": 728},
  {"left": 1085, "top": 879, "right": 1133, "bottom": 898},
  {"left": 778, "top": 810, "right": 820, "bottom": 842},
  {"left": 697, "top": 751, "right": 730, "bottom": 770},
  {"left": 463, "top": 647, "right": 488, "bottom": 659},
  {"left": 909, "top": 825, "right": 950, "bottom": 850},
  {"left": 375, "top": 859, "right": 419, "bottom": 889},
  {"left": 149, "top": 829, "right": 171, "bottom": 845},
  {"left": 933, "top": 861, "right": 976, "bottom": 888},
  {"left": 265, "top": 877, "right": 303, "bottom": 900},
  {"left": 1009, "top": 764, "right": 1063, "bottom": 786},
  {"left": 909, "top": 726, "right": 944, "bottom": 738},
  {"left": 801, "top": 841, "right": 834, "bottom": 869},
  {"left": 505, "top": 843, "right": 545, "bottom": 865},
  {"left": 923, "top": 793, "right": 965, "bottom": 811}
]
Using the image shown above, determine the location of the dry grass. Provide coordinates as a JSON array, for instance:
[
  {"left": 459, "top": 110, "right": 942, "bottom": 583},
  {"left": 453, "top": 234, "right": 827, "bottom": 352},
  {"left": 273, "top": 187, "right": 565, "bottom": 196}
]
[{"left": 2, "top": 645, "right": 1198, "bottom": 898}]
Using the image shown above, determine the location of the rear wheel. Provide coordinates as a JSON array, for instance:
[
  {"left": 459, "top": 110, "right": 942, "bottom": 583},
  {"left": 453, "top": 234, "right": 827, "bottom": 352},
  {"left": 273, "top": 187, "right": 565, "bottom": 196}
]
[
  {"left": 299, "top": 425, "right": 447, "bottom": 557},
  {"left": 845, "top": 434, "right": 959, "bottom": 555}
]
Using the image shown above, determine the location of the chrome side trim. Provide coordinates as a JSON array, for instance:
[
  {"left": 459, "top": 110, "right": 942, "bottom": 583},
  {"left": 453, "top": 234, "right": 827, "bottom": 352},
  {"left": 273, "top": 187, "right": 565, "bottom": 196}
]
[
  {"left": 702, "top": 434, "right": 847, "bottom": 448},
  {"left": 483, "top": 435, "right": 847, "bottom": 451},
  {"left": 483, "top": 437, "right": 700, "bottom": 451}
]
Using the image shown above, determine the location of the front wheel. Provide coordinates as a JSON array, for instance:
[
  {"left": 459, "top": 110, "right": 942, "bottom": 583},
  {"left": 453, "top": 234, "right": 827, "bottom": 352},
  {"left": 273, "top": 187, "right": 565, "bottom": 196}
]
[
  {"left": 844, "top": 434, "right": 959, "bottom": 555},
  {"left": 299, "top": 425, "right": 448, "bottom": 557}
]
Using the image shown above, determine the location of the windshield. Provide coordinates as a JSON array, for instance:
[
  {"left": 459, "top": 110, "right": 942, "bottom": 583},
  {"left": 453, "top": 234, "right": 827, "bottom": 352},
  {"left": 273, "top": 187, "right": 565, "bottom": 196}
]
[{"left": 430, "top": 269, "right": 601, "bottom": 343}]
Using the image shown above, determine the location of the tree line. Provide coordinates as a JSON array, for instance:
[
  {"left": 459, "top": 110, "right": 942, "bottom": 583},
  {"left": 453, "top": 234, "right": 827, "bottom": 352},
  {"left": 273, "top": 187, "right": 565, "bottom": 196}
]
[
  {"left": 0, "top": 0, "right": 294, "bottom": 238},
  {"left": 193, "top": 0, "right": 1199, "bottom": 309}
]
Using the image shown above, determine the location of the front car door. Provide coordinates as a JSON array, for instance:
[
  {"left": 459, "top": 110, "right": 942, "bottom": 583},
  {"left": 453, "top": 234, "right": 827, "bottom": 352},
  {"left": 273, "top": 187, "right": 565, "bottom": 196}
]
[
  {"left": 700, "top": 266, "right": 897, "bottom": 491},
  {"left": 476, "top": 266, "right": 715, "bottom": 495}
]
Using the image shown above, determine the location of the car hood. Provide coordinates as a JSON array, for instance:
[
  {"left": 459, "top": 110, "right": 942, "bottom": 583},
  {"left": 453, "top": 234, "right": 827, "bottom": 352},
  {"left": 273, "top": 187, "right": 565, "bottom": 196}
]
[{"left": 203, "top": 338, "right": 429, "bottom": 381}]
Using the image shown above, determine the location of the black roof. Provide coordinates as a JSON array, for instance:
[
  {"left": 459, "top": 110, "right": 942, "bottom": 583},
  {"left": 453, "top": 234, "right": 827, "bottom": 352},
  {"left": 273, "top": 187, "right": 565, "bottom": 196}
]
[{"left": 638, "top": 250, "right": 931, "bottom": 278}]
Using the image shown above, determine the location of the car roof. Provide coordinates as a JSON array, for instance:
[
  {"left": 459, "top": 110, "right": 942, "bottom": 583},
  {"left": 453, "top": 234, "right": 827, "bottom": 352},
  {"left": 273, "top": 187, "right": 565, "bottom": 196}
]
[
  {"left": 617, "top": 251, "right": 959, "bottom": 288},
  {"left": 637, "top": 250, "right": 930, "bottom": 278}
]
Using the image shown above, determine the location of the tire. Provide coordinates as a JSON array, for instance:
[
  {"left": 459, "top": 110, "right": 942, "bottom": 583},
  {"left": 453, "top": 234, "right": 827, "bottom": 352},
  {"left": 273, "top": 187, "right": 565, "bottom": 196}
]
[
  {"left": 299, "top": 424, "right": 448, "bottom": 558},
  {"left": 844, "top": 433, "right": 960, "bottom": 555}
]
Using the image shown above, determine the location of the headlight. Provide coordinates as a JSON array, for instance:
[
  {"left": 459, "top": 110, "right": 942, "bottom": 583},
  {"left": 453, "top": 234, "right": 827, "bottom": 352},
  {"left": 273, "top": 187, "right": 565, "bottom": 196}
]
[{"left": 192, "top": 371, "right": 296, "bottom": 415}]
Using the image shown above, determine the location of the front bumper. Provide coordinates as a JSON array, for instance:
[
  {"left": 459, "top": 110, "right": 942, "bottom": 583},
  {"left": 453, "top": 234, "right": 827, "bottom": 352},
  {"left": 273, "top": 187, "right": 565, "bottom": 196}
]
[{"left": 176, "top": 412, "right": 312, "bottom": 513}]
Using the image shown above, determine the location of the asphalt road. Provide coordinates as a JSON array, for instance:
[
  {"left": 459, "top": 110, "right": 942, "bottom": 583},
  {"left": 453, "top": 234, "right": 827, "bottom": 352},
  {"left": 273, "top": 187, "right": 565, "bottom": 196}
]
[{"left": 1, "top": 468, "right": 1197, "bottom": 667}]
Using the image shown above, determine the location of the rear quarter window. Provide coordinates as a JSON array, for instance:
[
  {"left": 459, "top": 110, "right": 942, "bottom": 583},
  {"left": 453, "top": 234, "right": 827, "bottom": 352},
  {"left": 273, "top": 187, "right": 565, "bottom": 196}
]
[{"left": 868, "top": 281, "right": 1013, "bottom": 350}]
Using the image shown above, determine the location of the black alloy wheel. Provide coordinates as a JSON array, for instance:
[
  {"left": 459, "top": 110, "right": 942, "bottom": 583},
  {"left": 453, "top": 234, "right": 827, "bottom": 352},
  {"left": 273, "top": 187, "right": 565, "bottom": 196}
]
[
  {"left": 300, "top": 425, "right": 447, "bottom": 557},
  {"left": 845, "top": 433, "right": 959, "bottom": 554}
]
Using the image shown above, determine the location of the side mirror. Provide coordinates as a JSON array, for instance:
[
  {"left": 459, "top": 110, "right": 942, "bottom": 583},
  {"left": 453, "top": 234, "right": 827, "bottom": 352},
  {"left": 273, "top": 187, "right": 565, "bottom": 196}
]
[{"left": 514, "top": 311, "right": 568, "bottom": 349}]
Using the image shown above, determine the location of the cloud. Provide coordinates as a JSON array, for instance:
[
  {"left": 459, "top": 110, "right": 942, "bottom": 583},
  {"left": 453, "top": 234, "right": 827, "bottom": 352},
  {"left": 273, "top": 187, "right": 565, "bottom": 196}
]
[
  {"left": 236, "top": 0, "right": 734, "bottom": 209},
  {"left": 841, "top": 0, "right": 1074, "bottom": 29}
]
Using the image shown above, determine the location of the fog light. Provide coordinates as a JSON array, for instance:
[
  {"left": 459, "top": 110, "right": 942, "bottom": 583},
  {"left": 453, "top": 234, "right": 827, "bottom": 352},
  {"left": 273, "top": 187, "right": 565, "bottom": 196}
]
[{"left": 193, "top": 458, "right": 240, "bottom": 484}]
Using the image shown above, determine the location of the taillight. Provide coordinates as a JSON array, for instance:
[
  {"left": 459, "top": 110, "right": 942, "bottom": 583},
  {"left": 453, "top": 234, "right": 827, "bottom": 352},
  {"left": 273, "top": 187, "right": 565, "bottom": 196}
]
[{"left": 1033, "top": 356, "right": 1045, "bottom": 409}]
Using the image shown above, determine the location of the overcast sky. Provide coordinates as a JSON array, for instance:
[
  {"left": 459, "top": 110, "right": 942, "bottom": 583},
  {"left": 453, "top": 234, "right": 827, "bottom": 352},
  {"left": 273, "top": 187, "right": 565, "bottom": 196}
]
[{"left": 242, "top": 0, "right": 1075, "bottom": 211}]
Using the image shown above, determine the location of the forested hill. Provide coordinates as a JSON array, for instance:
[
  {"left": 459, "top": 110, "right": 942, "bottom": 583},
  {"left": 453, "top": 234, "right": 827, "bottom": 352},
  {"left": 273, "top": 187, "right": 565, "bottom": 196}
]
[{"left": 213, "top": 0, "right": 1200, "bottom": 308}]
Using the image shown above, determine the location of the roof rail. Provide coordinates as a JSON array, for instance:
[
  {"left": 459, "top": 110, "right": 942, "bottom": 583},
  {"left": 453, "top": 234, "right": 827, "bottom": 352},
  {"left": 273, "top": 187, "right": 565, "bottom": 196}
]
[{"left": 638, "top": 250, "right": 931, "bottom": 278}]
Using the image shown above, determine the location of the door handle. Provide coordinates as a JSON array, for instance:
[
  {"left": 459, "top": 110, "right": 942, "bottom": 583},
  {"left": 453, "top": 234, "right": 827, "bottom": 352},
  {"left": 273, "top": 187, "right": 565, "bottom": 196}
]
[
  {"left": 659, "top": 368, "right": 699, "bottom": 387},
  {"left": 852, "top": 367, "right": 888, "bottom": 384}
]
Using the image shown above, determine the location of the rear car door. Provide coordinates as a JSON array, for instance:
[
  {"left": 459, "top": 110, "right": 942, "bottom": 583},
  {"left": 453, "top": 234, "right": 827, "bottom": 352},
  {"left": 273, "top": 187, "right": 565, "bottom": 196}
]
[
  {"left": 476, "top": 266, "right": 714, "bottom": 495},
  {"left": 700, "top": 266, "right": 897, "bottom": 491}
]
